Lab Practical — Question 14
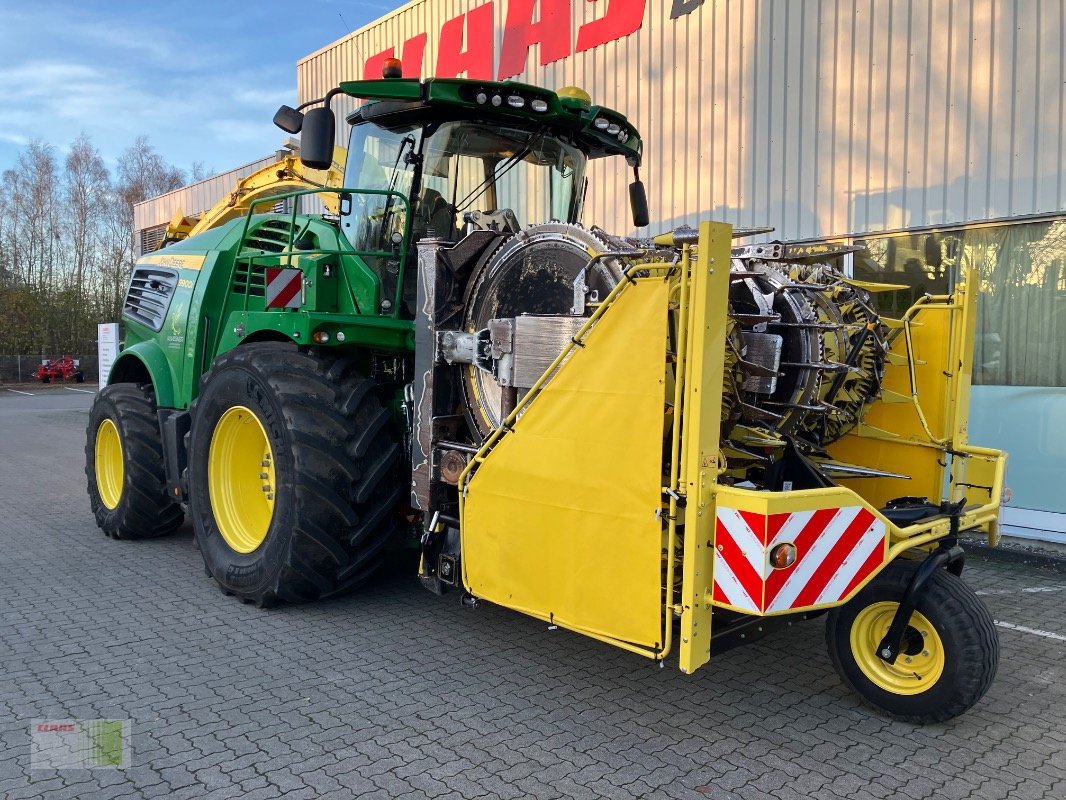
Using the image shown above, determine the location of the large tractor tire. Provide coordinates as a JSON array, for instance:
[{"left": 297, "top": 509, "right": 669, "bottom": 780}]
[
  {"left": 826, "top": 560, "right": 998, "bottom": 723},
  {"left": 85, "top": 384, "right": 185, "bottom": 539},
  {"left": 187, "top": 342, "right": 402, "bottom": 606}
]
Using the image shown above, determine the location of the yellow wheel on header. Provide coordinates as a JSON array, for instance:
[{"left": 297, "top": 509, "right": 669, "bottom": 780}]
[
  {"left": 826, "top": 560, "right": 998, "bottom": 724},
  {"left": 849, "top": 603, "right": 945, "bottom": 695}
]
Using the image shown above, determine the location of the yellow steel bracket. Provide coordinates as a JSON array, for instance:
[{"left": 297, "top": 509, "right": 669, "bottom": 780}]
[{"left": 678, "top": 221, "right": 733, "bottom": 675}]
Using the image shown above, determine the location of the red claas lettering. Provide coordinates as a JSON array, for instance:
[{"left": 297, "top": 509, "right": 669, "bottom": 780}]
[
  {"left": 496, "top": 0, "right": 571, "bottom": 80},
  {"left": 363, "top": 0, "right": 648, "bottom": 82},
  {"left": 436, "top": 3, "right": 495, "bottom": 79}
]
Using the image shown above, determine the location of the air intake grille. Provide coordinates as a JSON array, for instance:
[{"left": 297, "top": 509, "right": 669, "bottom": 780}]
[
  {"left": 123, "top": 267, "right": 178, "bottom": 331},
  {"left": 244, "top": 218, "right": 294, "bottom": 253},
  {"left": 231, "top": 261, "right": 267, "bottom": 297},
  {"left": 232, "top": 218, "right": 297, "bottom": 297}
]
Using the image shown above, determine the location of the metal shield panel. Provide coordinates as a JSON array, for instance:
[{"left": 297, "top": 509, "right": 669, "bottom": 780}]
[{"left": 461, "top": 278, "right": 669, "bottom": 649}]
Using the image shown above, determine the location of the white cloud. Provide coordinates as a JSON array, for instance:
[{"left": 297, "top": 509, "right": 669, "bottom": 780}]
[{"left": 0, "top": 132, "right": 31, "bottom": 148}]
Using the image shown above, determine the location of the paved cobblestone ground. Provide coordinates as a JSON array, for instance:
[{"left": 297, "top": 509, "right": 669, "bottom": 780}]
[{"left": 1, "top": 388, "right": 1064, "bottom": 799}]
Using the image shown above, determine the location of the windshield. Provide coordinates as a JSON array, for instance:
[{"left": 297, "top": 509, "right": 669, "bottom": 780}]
[
  {"left": 419, "top": 121, "right": 587, "bottom": 236},
  {"left": 342, "top": 119, "right": 588, "bottom": 249},
  {"left": 340, "top": 117, "right": 589, "bottom": 315}
]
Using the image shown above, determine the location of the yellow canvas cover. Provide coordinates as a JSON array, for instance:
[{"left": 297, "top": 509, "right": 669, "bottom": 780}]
[{"left": 461, "top": 278, "right": 670, "bottom": 649}]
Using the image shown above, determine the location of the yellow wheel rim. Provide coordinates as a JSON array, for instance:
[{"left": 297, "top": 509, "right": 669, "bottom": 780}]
[
  {"left": 95, "top": 418, "right": 124, "bottom": 510},
  {"left": 208, "top": 406, "right": 276, "bottom": 554},
  {"left": 850, "top": 602, "right": 946, "bottom": 695}
]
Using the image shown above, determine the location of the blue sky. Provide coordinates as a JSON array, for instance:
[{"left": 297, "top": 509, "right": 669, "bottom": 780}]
[{"left": 0, "top": 0, "right": 402, "bottom": 179}]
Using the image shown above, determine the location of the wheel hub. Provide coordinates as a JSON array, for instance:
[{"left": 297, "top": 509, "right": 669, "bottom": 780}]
[
  {"left": 208, "top": 406, "right": 275, "bottom": 554},
  {"left": 850, "top": 602, "right": 945, "bottom": 695},
  {"left": 95, "top": 418, "right": 124, "bottom": 510}
]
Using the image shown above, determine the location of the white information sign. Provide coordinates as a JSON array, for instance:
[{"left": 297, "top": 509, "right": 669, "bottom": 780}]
[{"left": 98, "top": 323, "right": 120, "bottom": 385}]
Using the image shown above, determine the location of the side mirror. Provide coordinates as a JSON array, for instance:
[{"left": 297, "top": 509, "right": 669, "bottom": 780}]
[
  {"left": 300, "top": 107, "right": 336, "bottom": 170},
  {"left": 273, "top": 105, "right": 304, "bottom": 134},
  {"left": 629, "top": 180, "right": 650, "bottom": 228}
]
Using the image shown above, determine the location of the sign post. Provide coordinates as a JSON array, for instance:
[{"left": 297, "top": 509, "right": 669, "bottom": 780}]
[{"left": 97, "top": 323, "right": 119, "bottom": 386}]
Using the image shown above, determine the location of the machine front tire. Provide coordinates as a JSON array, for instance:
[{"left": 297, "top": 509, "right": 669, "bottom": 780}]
[
  {"left": 188, "top": 343, "right": 403, "bottom": 606},
  {"left": 85, "top": 384, "right": 185, "bottom": 539},
  {"left": 825, "top": 560, "right": 998, "bottom": 723}
]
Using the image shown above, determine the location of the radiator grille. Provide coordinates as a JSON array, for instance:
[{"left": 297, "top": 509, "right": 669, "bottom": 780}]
[{"left": 123, "top": 267, "right": 178, "bottom": 331}]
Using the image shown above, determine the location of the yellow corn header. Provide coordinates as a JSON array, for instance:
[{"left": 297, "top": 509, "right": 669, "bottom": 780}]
[{"left": 454, "top": 221, "right": 1004, "bottom": 694}]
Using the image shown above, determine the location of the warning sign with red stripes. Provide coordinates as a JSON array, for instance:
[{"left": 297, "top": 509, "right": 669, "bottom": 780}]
[
  {"left": 711, "top": 505, "right": 887, "bottom": 614},
  {"left": 265, "top": 268, "right": 303, "bottom": 308}
]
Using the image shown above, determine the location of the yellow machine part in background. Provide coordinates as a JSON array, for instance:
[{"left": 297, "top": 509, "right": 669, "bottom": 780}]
[{"left": 158, "top": 147, "right": 346, "bottom": 248}]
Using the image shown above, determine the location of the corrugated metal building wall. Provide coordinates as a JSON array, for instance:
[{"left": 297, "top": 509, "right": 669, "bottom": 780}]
[{"left": 298, "top": 0, "right": 1066, "bottom": 240}]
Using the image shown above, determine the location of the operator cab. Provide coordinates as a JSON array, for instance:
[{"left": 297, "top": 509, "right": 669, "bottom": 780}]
[
  {"left": 339, "top": 100, "right": 593, "bottom": 314},
  {"left": 275, "top": 65, "right": 648, "bottom": 318}
]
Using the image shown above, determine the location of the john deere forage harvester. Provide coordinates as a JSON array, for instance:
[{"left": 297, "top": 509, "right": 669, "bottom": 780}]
[{"left": 87, "top": 64, "right": 1006, "bottom": 723}]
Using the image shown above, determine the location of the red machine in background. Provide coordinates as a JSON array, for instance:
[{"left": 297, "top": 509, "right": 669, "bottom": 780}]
[{"left": 34, "top": 355, "right": 85, "bottom": 384}]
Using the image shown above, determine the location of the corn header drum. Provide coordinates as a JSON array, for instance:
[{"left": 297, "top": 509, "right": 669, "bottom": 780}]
[{"left": 453, "top": 223, "right": 889, "bottom": 472}]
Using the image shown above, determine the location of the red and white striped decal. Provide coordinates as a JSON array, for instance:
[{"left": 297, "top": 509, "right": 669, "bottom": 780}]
[
  {"left": 711, "top": 508, "right": 766, "bottom": 612},
  {"left": 265, "top": 268, "right": 303, "bottom": 308},
  {"left": 712, "top": 505, "right": 886, "bottom": 614}
]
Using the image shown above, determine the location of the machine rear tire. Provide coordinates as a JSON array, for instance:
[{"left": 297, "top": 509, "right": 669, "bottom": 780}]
[
  {"left": 85, "top": 384, "right": 185, "bottom": 539},
  {"left": 188, "top": 342, "right": 403, "bottom": 606},
  {"left": 825, "top": 560, "right": 998, "bottom": 723}
]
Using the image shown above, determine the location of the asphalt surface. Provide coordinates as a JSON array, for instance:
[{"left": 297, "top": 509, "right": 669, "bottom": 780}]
[{"left": 1, "top": 386, "right": 1064, "bottom": 799}]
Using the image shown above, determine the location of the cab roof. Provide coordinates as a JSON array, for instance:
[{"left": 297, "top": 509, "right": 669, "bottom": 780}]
[{"left": 339, "top": 77, "right": 642, "bottom": 165}]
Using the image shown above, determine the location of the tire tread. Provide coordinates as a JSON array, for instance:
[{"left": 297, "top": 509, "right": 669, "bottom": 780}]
[
  {"left": 85, "top": 384, "right": 184, "bottom": 539},
  {"left": 189, "top": 343, "right": 402, "bottom": 605}
]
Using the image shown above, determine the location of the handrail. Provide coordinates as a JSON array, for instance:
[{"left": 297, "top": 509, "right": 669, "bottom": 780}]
[{"left": 238, "top": 186, "right": 413, "bottom": 318}]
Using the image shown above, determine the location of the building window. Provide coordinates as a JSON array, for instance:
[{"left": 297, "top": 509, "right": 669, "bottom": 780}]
[
  {"left": 850, "top": 218, "right": 1066, "bottom": 388},
  {"left": 138, "top": 224, "right": 168, "bottom": 257}
]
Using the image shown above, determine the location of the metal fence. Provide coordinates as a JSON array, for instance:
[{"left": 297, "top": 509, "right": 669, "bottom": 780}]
[{"left": 0, "top": 355, "right": 99, "bottom": 385}]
